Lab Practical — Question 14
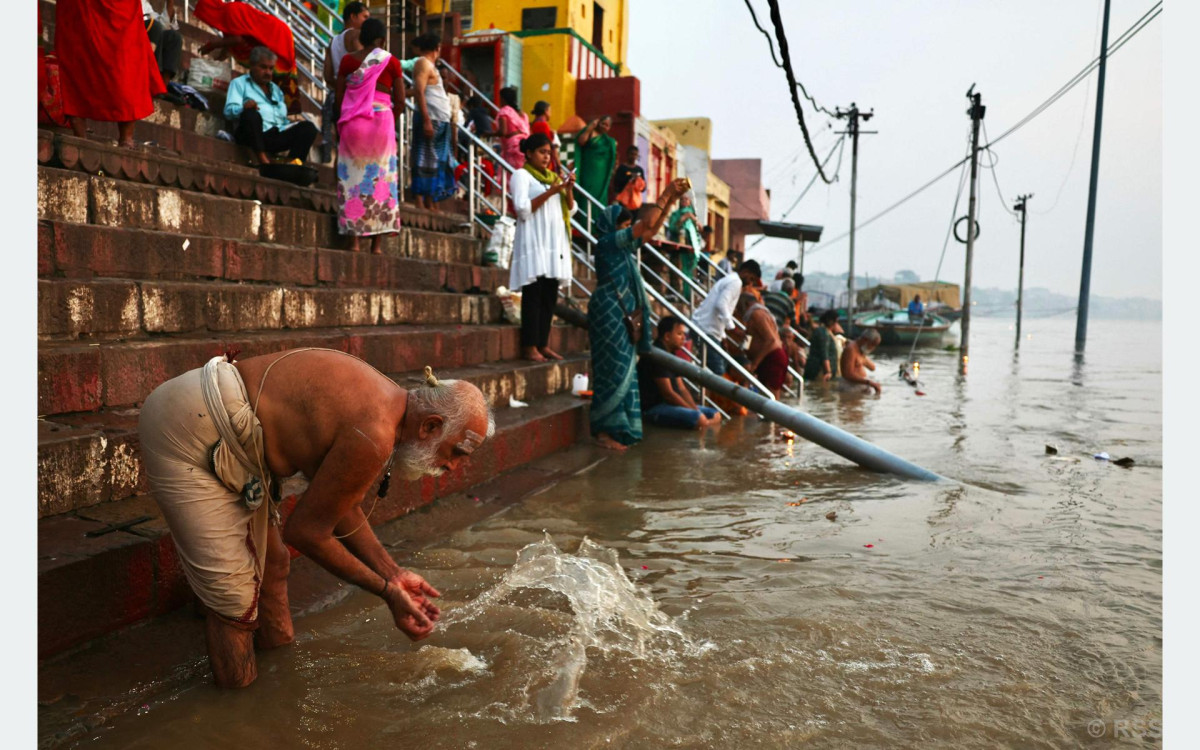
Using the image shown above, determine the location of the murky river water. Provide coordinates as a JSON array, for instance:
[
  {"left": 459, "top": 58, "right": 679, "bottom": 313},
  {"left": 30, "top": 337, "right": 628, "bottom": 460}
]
[{"left": 88, "top": 317, "right": 1161, "bottom": 748}]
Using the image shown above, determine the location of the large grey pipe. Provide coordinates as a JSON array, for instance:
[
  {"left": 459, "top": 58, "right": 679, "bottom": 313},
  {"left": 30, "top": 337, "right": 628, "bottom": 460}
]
[{"left": 643, "top": 349, "right": 946, "bottom": 482}]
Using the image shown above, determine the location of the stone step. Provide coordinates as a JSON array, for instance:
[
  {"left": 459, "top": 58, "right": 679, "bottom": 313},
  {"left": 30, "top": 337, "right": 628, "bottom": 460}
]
[
  {"left": 41, "top": 130, "right": 338, "bottom": 213},
  {"left": 37, "top": 279, "right": 505, "bottom": 340},
  {"left": 37, "top": 323, "right": 589, "bottom": 415},
  {"left": 37, "top": 356, "right": 591, "bottom": 519},
  {"left": 38, "top": 221, "right": 506, "bottom": 292},
  {"left": 37, "top": 392, "right": 593, "bottom": 659},
  {"left": 38, "top": 167, "right": 479, "bottom": 256}
]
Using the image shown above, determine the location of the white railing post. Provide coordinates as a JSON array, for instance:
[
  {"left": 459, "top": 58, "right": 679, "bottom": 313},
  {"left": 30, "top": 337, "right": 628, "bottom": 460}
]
[{"left": 467, "top": 141, "right": 476, "bottom": 236}]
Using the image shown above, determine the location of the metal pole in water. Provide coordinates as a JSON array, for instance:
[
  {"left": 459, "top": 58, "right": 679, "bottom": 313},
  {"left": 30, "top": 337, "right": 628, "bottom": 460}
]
[
  {"left": 960, "top": 88, "right": 985, "bottom": 375},
  {"left": 1014, "top": 193, "right": 1032, "bottom": 348},
  {"left": 643, "top": 349, "right": 945, "bottom": 482},
  {"left": 1075, "top": 0, "right": 1112, "bottom": 353}
]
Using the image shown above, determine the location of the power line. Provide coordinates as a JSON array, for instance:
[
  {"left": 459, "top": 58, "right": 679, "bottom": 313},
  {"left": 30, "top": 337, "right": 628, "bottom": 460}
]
[
  {"left": 1035, "top": 0, "right": 1105, "bottom": 216},
  {"left": 750, "top": 135, "right": 847, "bottom": 249},
  {"left": 981, "top": 127, "right": 1018, "bottom": 218},
  {"left": 762, "top": 0, "right": 836, "bottom": 183},
  {"left": 984, "top": 1, "right": 1161, "bottom": 149},
  {"left": 743, "top": 0, "right": 836, "bottom": 117},
  {"left": 805, "top": 2, "right": 1161, "bottom": 256}
]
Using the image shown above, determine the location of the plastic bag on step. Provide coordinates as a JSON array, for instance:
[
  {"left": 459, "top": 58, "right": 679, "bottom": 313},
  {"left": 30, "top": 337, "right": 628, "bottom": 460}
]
[
  {"left": 496, "top": 286, "right": 522, "bottom": 326},
  {"left": 483, "top": 216, "right": 516, "bottom": 269}
]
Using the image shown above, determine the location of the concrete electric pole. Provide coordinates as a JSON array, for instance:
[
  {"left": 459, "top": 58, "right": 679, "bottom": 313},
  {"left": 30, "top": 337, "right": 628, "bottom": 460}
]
[
  {"left": 1075, "top": 0, "right": 1112, "bottom": 354},
  {"left": 835, "top": 104, "right": 874, "bottom": 331},
  {"left": 959, "top": 87, "right": 985, "bottom": 375},
  {"left": 1014, "top": 193, "right": 1033, "bottom": 349}
]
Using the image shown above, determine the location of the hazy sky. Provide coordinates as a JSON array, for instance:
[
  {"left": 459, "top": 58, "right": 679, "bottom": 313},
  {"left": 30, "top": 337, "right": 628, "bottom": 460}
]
[{"left": 627, "top": 1, "right": 1162, "bottom": 299}]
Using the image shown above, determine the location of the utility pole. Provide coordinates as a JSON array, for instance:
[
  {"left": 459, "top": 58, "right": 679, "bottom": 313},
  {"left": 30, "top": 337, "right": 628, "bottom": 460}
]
[
  {"left": 835, "top": 104, "right": 874, "bottom": 331},
  {"left": 1075, "top": 0, "right": 1112, "bottom": 353},
  {"left": 960, "top": 87, "right": 985, "bottom": 375},
  {"left": 1013, "top": 194, "right": 1032, "bottom": 349}
]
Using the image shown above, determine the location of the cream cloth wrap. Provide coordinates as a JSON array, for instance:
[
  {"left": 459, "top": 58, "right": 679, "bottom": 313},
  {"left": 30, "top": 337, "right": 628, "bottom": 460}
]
[{"left": 138, "top": 357, "right": 276, "bottom": 623}]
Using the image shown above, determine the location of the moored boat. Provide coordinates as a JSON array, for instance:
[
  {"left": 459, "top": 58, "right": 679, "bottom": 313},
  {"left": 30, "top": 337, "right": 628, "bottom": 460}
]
[{"left": 853, "top": 309, "right": 952, "bottom": 346}]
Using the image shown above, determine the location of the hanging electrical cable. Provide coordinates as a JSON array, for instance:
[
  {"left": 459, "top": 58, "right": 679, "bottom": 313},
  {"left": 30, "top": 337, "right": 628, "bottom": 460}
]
[
  {"left": 743, "top": 0, "right": 836, "bottom": 117},
  {"left": 805, "top": 1, "right": 1160, "bottom": 257},
  {"left": 750, "top": 135, "right": 847, "bottom": 249},
  {"left": 759, "top": 0, "right": 837, "bottom": 183}
]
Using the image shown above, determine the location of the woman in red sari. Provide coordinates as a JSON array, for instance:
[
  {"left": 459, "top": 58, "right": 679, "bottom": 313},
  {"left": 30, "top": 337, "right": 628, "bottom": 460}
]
[
  {"left": 55, "top": 0, "right": 165, "bottom": 148},
  {"left": 194, "top": 0, "right": 302, "bottom": 114}
]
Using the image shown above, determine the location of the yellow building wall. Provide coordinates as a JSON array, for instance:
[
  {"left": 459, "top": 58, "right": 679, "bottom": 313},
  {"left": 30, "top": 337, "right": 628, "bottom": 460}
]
[
  {"left": 650, "top": 117, "right": 712, "bottom": 152},
  {"left": 425, "top": 0, "right": 629, "bottom": 67},
  {"left": 517, "top": 34, "right": 573, "bottom": 130},
  {"left": 706, "top": 170, "right": 731, "bottom": 252}
]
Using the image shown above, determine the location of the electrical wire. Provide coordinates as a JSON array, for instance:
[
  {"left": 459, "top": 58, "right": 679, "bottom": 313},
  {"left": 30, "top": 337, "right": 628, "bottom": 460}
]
[
  {"left": 751, "top": 135, "right": 847, "bottom": 249},
  {"left": 1034, "top": 0, "right": 1105, "bottom": 216},
  {"left": 744, "top": 0, "right": 836, "bottom": 117},
  {"left": 805, "top": 2, "right": 1161, "bottom": 256},
  {"left": 762, "top": 0, "right": 836, "bottom": 183},
  {"left": 981, "top": 124, "right": 1018, "bottom": 218},
  {"left": 984, "top": 1, "right": 1161, "bottom": 149}
]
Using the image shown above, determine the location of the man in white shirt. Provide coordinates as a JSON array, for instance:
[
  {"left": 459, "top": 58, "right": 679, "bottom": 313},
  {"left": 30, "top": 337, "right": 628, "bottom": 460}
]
[{"left": 691, "top": 267, "right": 743, "bottom": 376}]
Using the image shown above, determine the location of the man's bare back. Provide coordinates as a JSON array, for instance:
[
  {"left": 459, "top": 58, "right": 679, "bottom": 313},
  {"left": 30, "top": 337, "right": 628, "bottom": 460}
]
[
  {"left": 840, "top": 337, "right": 881, "bottom": 394},
  {"left": 235, "top": 349, "right": 406, "bottom": 481},
  {"left": 745, "top": 307, "right": 783, "bottom": 368}
]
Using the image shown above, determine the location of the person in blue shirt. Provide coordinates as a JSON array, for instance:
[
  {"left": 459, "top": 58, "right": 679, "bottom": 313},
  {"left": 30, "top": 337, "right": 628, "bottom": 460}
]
[
  {"left": 225, "top": 46, "right": 318, "bottom": 165},
  {"left": 907, "top": 294, "right": 925, "bottom": 322}
]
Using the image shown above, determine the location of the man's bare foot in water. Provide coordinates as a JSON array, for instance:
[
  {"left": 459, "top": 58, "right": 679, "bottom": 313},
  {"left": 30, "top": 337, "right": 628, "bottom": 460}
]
[
  {"left": 595, "top": 433, "right": 628, "bottom": 452},
  {"left": 538, "top": 346, "right": 563, "bottom": 361},
  {"left": 522, "top": 346, "right": 547, "bottom": 362}
]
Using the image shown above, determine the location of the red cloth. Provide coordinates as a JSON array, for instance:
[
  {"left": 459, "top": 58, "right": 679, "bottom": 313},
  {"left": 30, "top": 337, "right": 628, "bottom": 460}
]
[
  {"left": 755, "top": 347, "right": 789, "bottom": 393},
  {"left": 530, "top": 120, "right": 554, "bottom": 139},
  {"left": 55, "top": 0, "right": 165, "bottom": 122},
  {"left": 338, "top": 54, "right": 403, "bottom": 89},
  {"left": 194, "top": 0, "right": 296, "bottom": 71}
]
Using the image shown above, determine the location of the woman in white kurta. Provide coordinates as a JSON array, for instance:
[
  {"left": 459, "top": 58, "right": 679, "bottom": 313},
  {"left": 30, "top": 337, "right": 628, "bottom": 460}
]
[{"left": 508, "top": 132, "right": 575, "bottom": 361}]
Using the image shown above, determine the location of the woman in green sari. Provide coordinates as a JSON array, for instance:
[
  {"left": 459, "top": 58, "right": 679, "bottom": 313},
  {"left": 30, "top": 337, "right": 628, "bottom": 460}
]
[
  {"left": 575, "top": 115, "right": 617, "bottom": 223},
  {"left": 588, "top": 178, "right": 690, "bottom": 451}
]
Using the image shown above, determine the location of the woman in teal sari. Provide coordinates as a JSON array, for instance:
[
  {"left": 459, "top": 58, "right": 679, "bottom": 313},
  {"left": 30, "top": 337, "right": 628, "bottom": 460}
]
[{"left": 588, "top": 178, "right": 690, "bottom": 451}]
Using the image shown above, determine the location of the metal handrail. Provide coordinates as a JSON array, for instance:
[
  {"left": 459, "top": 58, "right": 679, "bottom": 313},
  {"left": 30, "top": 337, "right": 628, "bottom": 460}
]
[{"left": 443, "top": 119, "right": 777, "bottom": 399}]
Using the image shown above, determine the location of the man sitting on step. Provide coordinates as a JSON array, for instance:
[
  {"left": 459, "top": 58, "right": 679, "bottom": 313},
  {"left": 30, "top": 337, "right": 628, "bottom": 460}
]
[
  {"left": 138, "top": 348, "right": 495, "bottom": 688},
  {"left": 224, "top": 46, "right": 319, "bottom": 166}
]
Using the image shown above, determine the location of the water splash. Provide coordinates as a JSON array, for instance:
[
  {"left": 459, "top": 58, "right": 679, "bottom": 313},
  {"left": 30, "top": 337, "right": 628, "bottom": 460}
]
[{"left": 443, "top": 534, "right": 691, "bottom": 721}]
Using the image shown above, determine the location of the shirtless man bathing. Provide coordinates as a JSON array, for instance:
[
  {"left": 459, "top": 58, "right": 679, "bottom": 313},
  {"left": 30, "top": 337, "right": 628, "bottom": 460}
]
[
  {"left": 138, "top": 348, "right": 494, "bottom": 688},
  {"left": 729, "top": 293, "right": 790, "bottom": 398},
  {"left": 840, "top": 329, "right": 883, "bottom": 395}
]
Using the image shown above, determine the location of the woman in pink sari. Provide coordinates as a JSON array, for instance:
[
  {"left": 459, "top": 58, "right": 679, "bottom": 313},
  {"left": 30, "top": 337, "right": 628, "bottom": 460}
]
[
  {"left": 494, "top": 86, "right": 529, "bottom": 169},
  {"left": 335, "top": 19, "right": 404, "bottom": 253}
]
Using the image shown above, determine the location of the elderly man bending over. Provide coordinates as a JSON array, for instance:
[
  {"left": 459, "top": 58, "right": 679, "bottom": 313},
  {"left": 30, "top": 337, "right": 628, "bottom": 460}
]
[
  {"left": 225, "top": 46, "right": 318, "bottom": 165},
  {"left": 138, "top": 348, "right": 494, "bottom": 688}
]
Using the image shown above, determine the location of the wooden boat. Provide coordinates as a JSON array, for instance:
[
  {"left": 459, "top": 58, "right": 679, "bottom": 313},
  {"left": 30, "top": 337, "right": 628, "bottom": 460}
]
[{"left": 852, "top": 309, "right": 952, "bottom": 346}]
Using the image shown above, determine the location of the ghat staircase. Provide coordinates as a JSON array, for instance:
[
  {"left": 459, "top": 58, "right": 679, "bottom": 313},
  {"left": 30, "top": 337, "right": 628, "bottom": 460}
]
[{"left": 36, "top": 2, "right": 592, "bottom": 660}]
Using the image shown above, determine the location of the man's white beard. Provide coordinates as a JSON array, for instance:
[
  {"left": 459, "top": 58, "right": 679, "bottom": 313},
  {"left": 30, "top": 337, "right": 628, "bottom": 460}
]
[{"left": 394, "top": 439, "right": 445, "bottom": 480}]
